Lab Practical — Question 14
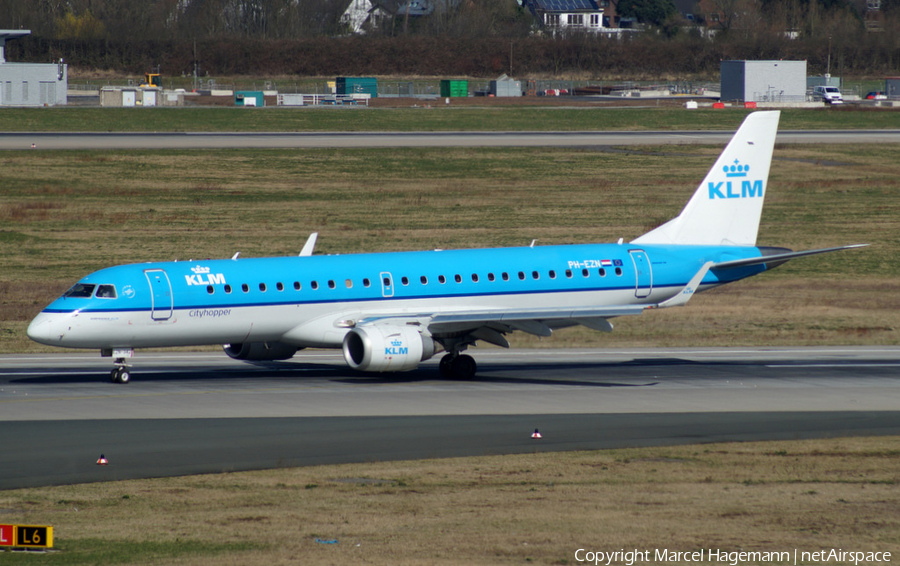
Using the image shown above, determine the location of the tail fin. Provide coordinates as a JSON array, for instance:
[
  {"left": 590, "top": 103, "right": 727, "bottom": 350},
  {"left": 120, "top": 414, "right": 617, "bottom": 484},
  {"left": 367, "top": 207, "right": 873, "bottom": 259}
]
[{"left": 632, "top": 110, "right": 780, "bottom": 246}]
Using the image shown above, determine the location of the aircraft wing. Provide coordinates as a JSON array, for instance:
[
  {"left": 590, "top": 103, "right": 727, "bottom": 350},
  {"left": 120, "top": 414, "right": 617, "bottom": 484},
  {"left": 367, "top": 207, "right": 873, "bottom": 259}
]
[
  {"left": 428, "top": 304, "right": 648, "bottom": 334},
  {"left": 355, "top": 262, "right": 715, "bottom": 346}
]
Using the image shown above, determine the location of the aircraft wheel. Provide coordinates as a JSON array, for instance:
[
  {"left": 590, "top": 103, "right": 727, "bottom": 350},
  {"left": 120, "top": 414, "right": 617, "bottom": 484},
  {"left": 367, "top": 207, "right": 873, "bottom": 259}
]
[
  {"left": 110, "top": 369, "right": 119, "bottom": 383},
  {"left": 439, "top": 355, "right": 454, "bottom": 379},
  {"left": 451, "top": 354, "right": 477, "bottom": 380},
  {"left": 112, "top": 367, "right": 131, "bottom": 384}
]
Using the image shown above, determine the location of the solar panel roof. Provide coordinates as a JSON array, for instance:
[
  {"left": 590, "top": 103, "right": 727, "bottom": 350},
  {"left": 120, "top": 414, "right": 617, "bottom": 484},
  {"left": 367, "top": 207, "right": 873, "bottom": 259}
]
[{"left": 532, "top": 0, "right": 599, "bottom": 11}]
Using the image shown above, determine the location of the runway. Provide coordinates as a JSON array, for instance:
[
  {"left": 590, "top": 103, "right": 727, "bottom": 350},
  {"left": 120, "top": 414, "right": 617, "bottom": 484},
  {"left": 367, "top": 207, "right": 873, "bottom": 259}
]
[
  {"left": 2, "top": 130, "right": 900, "bottom": 150},
  {"left": 2, "top": 347, "right": 899, "bottom": 489}
]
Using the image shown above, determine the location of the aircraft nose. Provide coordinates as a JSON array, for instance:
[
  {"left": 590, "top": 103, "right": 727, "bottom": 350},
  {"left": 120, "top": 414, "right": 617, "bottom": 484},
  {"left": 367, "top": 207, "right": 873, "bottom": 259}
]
[{"left": 26, "top": 313, "right": 54, "bottom": 345}]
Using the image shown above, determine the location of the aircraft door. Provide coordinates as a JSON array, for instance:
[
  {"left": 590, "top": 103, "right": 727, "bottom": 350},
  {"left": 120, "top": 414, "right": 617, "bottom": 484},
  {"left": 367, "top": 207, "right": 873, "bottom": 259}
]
[
  {"left": 628, "top": 250, "right": 652, "bottom": 299},
  {"left": 380, "top": 272, "right": 394, "bottom": 298},
  {"left": 144, "top": 269, "right": 173, "bottom": 320}
]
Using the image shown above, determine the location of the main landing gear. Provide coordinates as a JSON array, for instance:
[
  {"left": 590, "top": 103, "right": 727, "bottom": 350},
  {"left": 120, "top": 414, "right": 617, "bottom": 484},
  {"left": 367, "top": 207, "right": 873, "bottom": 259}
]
[
  {"left": 110, "top": 358, "right": 131, "bottom": 384},
  {"left": 439, "top": 353, "right": 477, "bottom": 380}
]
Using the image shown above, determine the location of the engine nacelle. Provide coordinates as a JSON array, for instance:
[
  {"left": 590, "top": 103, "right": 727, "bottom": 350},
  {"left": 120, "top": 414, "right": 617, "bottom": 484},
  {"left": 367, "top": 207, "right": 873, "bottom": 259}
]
[
  {"left": 342, "top": 325, "right": 436, "bottom": 372},
  {"left": 223, "top": 342, "right": 299, "bottom": 361}
]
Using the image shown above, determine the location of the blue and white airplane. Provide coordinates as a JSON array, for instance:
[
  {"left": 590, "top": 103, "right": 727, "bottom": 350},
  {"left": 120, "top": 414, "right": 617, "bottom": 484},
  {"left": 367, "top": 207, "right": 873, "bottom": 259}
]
[{"left": 28, "top": 111, "right": 864, "bottom": 383}]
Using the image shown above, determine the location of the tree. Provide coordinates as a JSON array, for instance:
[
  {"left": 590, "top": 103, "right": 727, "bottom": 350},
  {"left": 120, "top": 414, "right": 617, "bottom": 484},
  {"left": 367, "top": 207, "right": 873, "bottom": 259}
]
[
  {"left": 55, "top": 10, "right": 107, "bottom": 40},
  {"left": 615, "top": 0, "right": 677, "bottom": 26}
]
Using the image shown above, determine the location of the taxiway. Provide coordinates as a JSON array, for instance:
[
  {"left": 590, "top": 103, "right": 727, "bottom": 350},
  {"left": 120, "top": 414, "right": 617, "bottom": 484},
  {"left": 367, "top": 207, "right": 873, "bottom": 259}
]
[{"left": 2, "top": 347, "right": 898, "bottom": 489}]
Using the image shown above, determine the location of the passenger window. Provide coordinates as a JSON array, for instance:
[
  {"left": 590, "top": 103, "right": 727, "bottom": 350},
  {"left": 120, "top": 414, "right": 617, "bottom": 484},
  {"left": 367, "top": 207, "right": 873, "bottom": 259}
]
[
  {"left": 363, "top": 278, "right": 371, "bottom": 287},
  {"left": 472, "top": 274, "right": 479, "bottom": 283},
  {"left": 241, "top": 284, "right": 249, "bottom": 293},
  {"left": 328, "top": 280, "right": 335, "bottom": 289},
  {"left": 345, "top": 279, "right": 353, "bottom": 289},
  {"left": 549, "top": 270, "right": 556, "bottom": 279},
  {"left": 518, "top": 272, "right": 525, "bottom": 280},
  {"left": 311, "top": 281, "right": 319, "bottom": 290},
  {"left": 382, "top": 277, "right": 390, "bottom": 287},
  {"left": 95, "top": 285, "right": 117, "bottom": 299},
  {"left": 488, "top": 273, "right": 495, "bottom": 282},
  {"left": 207, "top": 285, "right": 214, "bottom": 294},
  {"left": 582, "top": 269, "right": 589, "bottom": 278},
  {"left": 565, "top": 270, "right": 573, "bottom": 278},
  {"left": 401, "top": 277, "right": 409, "bottom": 286},
  {"left": 420, "top": 276, "right": 428, "bottom": 285},
  {"left": 439, "top": 275, "right": 446, "bottom": 284},
  {"left": 454, "top": 274, "right": 462, "bottom": 283},
  {"left": 64, "top": 284, "right": 95, "bottom": 298},
  {"left": 599, "top": 268, "right": 606, "bottom": 277},
  {"left": 532, "top": 271, "right": 539, "bottom": 280},
  {"left": 225, "top": 285, "right": 232, "bottom": 294},
  {"left": 294, "top": 281, "right": 301, "bottom": 290},
  {"left": 615, "top": 267, "right": 623, "bottom": 276},
  {"left": 502, "top": 272, "right": 509, "bottom": 281},
  {"left": 259, "top": 283, "right": 267, "bottom": 292},
  {"left": 276, "top": 282, "right": 284, "bottom": 291}
]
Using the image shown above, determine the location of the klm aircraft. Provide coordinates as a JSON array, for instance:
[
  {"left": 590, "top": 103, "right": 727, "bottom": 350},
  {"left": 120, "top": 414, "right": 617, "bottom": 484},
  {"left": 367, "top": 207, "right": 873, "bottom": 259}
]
[{"left": 28, "top": 111, "right": 863, "bottom": 383}]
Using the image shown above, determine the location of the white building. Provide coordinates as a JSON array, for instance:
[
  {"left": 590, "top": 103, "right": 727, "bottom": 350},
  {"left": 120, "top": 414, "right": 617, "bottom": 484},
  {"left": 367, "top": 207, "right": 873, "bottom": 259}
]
[
  {"left": 720, "top": 60, "right": 807, "bottom": 103},
  {"left": 522, "top": 0, "right": 612, "bottom": 34},
  {"left": 0, "top": 30, "right": 68, "bottom": 107}
]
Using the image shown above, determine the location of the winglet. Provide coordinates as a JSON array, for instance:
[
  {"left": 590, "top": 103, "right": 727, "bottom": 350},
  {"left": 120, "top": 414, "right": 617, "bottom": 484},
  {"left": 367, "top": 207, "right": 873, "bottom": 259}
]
[
  {"left": 657, "top": 261, "right": 714, "bottom": 308},
  {"left": 299, "top": 232, "right": 318, "bottom": 257}
]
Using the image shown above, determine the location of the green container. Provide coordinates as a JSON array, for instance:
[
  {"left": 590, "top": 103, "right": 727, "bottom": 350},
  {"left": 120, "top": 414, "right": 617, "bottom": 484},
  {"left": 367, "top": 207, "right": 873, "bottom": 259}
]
[
  {"left": 234, "top": 91, "right": 264, "bottom": 107},
  {"left": 440, "top": 80, "right": 468, "bottom": 98},
  {"left": 336, "top": 77, "right": 378, "bottom": 98}
]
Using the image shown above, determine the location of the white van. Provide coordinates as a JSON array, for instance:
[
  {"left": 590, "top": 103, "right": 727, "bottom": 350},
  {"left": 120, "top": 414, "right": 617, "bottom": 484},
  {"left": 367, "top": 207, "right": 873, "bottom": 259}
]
[{"left": 813, "top": 86, "right": 843, "bottom": 104}]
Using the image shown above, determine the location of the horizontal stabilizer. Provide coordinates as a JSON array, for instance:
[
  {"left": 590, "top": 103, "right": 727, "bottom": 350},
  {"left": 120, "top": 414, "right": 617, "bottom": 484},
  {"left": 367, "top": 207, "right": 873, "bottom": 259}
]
[{"left": 713, "top": 244, "right": 868, "bottom": 270}]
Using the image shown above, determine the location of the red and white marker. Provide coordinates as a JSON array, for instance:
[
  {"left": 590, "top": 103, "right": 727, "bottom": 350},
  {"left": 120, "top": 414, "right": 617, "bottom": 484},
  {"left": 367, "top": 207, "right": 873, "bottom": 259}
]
[
  {"left": 531, "top": 429, "right": 542, "bottom": 439},
  {"left": 96, "top": 454, "right": 108, "bottom": 465}
]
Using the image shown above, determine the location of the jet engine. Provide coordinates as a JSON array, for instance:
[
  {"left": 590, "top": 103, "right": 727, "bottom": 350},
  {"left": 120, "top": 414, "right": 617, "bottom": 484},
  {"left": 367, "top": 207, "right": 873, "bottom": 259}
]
[
  {"left": 223, "top": 342, "right": 299, "bottom": 361},
  {"left": 342, "top": 325, "right": 437, "bottom": 372}
]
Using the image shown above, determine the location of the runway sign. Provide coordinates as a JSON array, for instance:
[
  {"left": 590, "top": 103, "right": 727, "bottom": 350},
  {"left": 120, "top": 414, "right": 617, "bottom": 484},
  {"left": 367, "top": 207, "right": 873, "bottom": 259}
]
[{"left": 0, "top": 524, "right": 53, "bottom": 548}]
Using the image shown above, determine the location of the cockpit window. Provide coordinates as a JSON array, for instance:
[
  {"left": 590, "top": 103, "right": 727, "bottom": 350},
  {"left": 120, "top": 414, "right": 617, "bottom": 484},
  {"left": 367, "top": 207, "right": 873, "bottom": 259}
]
[
  {"left": 95, "top": 285, "right": 117, "bottom": 299},
  {"left": 63, "top": 283, "right": 96, "bottom": 298}
]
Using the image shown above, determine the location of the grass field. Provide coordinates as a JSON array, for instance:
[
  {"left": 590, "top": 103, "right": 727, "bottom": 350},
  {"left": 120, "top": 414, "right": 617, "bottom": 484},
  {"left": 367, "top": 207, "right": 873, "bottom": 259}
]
[
  {"left": 1, "top": 437, "right": 898, "bottom": 565},
  {"left": 2, "top": 141, "right": 897, "bottom": 353},
  {"left": 1, "top": 105, "right": 900, "bottom": 133}
]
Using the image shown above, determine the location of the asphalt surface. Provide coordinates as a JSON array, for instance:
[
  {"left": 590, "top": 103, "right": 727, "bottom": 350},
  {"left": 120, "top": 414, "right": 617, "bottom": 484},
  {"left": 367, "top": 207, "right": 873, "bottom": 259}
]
[
  {"left": 2, "top": 347, "right": 899, "bottom": 489},
  {"left": 2, "top": 130, "right": 900, "bottom": 150}
]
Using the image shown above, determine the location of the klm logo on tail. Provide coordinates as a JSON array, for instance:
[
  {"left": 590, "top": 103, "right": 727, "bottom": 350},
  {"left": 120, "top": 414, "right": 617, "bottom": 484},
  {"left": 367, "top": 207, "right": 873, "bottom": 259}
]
[{"left": 708, "top": 159, "right": 763, "bottom": 200}]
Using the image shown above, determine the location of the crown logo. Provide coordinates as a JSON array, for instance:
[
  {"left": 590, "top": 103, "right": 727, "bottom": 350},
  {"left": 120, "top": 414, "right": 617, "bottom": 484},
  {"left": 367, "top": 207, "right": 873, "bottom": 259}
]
[
  {"left": 191, "top": 265, "right": 211, "bottom": 274},
  {"left": 391, "top": 339, "right": 403, "bottom": 347},
  {"left": 723, "top": 159, "right": 749, "bottom": 178}
]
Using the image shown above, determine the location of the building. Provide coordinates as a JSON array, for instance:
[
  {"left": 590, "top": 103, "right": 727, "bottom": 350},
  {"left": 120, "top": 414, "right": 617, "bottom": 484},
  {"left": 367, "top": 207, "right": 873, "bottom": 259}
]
[
  {"left": 720, "top": 60, "right": 807, "bottom": 103},
  {"left": 340, "top": 0, "right": 457, "bottom": 34},
  {"left": 0, "top": 30, "right": 67, "bottom": 107},
  {"left": 522, "top": 0, "right": 617, "bottom": 33},
  {"left": 341, "top": 0, "right": 393, "bottom": 34}
]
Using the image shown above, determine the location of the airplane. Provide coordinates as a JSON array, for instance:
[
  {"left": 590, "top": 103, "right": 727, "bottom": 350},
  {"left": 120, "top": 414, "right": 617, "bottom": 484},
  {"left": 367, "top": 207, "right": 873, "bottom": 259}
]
[{"left": 27, "top": 110, "right": 865, "bottom": 383}]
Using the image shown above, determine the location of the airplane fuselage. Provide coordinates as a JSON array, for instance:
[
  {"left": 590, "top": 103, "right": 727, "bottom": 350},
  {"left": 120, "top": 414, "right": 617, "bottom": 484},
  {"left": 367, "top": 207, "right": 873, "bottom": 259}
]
[{"left": 28, "top": 243, "right": 766, "bottom": 351}]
